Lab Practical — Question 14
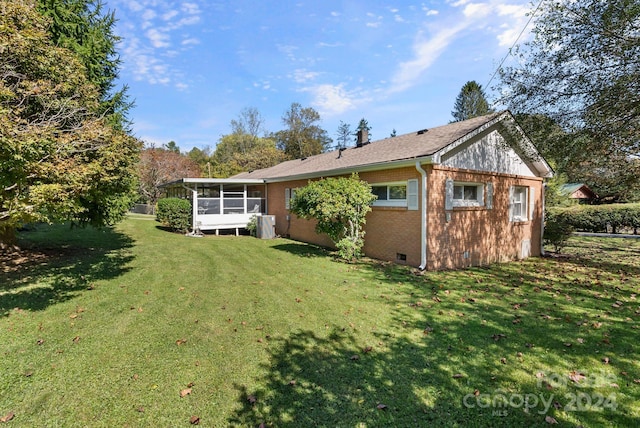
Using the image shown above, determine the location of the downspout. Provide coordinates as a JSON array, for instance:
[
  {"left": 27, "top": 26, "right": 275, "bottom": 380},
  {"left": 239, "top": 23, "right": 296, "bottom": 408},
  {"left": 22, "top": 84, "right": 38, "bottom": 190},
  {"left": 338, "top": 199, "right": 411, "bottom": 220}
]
[
  {"left": 416, "top": 161, "right": 428, "bottom": 270},
  {"left": 541, "top": 182, "right": 546, "bottom": 256}
]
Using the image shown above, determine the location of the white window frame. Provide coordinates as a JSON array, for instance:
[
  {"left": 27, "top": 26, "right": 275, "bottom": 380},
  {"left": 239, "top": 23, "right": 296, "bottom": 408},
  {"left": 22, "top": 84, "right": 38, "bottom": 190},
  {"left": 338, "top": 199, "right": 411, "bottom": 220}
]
[
  {"left": 452, "top": 182, "right": 484, "bottom": 207},
  {"left": 371, "top": 182, "right": 408, "bottom": 207},
  {"left": 285, "top": 188, "right": 297, "bottom": 210},
  {"left": 510, "top": 186, "right": 529, "bottom": 222}
]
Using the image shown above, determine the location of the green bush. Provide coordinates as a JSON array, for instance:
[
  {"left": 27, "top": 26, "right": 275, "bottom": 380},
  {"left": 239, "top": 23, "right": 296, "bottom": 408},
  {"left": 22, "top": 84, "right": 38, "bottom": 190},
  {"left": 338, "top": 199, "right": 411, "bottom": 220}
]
[
  {"left": 246, "top": 215, "right": 258, "bottom": 237},
  {"left": 543, "top": 211, "right": 575, "bottom": 253},
  {"left": 548, "top": 203, "right": 640, "bottom": 233},
  {"left": 156, "top": 198, "right": 191, "bottom": 233}
]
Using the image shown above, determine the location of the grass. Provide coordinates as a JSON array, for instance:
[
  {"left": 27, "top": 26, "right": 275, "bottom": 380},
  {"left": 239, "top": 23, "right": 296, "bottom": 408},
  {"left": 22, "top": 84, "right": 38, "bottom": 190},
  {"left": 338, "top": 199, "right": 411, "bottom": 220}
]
[{"left": 1, "top": 216, "right": 639, "bottom": 427}]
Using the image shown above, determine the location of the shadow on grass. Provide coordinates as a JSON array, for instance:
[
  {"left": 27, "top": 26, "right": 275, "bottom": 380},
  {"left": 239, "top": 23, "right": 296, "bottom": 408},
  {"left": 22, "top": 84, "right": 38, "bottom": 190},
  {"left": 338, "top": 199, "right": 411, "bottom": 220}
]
[
  {"left": 271, "top": 242, "right": 332, "bottom": 259},
  {"left": 0, "top": 224, "right": 134, "bottom": 317},
  {"left": 229, "top": 252, "right": 638, "bottom": 427}
]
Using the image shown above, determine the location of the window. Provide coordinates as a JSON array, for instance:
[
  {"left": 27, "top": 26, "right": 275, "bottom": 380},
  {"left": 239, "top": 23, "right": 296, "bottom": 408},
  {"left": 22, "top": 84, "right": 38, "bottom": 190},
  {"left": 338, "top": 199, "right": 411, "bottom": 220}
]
[
  {"left": 285, "top": 188, "right": 297, "bottom": 210},
  {"left": 511, "top": 186, "right": 529, "bottom": 222},
  {"left": 451, "top": 182, "right": 484, "bottom": 207},
  {"left": 371, "top": 183, "right": 407, "bottom": 207}
]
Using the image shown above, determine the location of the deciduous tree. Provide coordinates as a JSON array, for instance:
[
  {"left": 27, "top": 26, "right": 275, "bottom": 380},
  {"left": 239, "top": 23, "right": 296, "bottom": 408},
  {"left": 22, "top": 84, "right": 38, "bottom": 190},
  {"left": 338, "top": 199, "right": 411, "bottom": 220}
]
[
  {"left": 497, "top": 0, "right": 639, "bottom": 157},
  {"left": 0, "top": 1, "right": 140, "bottom": 245},
  {"left": 137, "top": 148, "right": 201, "bottom": 206},
  {"left": 273, "top": 103, "right": 332, "bottom": 159}
]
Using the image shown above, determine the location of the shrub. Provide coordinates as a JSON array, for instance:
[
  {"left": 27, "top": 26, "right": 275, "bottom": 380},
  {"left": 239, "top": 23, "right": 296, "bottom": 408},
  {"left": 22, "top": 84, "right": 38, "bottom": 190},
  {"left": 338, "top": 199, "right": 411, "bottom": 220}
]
[
  {"left": 548, "top": 203, "right": 640, "bottom": 233},
  {"left": 290, "top": 173, "right": 376, "bottom": 262},
  {"left": 543, "top": 211, "right": 574, "bottom": 253},
  {"left": 156, "top": 198, "right": 191, "bottom": 233},
  {"left": 246, "top": 215, "right": 258, "bottom": 237}
]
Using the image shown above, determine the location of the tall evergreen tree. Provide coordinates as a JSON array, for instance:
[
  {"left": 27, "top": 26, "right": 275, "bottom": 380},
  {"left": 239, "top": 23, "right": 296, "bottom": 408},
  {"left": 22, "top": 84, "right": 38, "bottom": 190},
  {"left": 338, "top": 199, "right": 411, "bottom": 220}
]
[
  {"left": 37, "top": 0, "right": 132, "bottom": 130},
  {"left": 355, "top": 118, "right": 372, "bottom": 141},
  {"left": 335, "top": 121, "right": 352, "bottom": 150},
  {"left": 451, "top": 81, "right": 493, "bottom": 122}
]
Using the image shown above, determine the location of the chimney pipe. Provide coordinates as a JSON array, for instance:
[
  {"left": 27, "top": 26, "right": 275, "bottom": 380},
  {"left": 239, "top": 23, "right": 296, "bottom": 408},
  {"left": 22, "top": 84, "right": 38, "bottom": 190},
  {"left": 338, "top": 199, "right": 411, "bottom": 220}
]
[{"left": 356, "top": 129, "right": 368, "bottom": 147}]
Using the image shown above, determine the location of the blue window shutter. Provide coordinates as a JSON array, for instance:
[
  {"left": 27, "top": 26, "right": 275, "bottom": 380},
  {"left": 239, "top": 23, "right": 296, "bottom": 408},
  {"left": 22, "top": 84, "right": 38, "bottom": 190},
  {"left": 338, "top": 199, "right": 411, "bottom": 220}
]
[
  {"left": 407, "top": 179, "right": 419, "bottom": 210},
  {"left": 445, "top": 179, "right": 454, "bottom": 211}
]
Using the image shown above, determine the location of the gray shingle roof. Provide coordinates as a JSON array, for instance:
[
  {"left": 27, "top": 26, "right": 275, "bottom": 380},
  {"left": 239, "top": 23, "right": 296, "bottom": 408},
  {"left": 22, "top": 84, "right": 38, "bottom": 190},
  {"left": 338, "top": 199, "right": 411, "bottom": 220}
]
[{"left": 233, "top": 112, "right": 503, "bottom": 180}]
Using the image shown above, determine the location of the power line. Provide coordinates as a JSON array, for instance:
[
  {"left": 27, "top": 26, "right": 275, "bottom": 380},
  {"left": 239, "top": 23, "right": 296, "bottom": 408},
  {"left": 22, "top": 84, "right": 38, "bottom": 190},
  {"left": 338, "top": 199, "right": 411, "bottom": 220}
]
[{"left": 485, "top": 0, "right": 546, "bottom": 91}]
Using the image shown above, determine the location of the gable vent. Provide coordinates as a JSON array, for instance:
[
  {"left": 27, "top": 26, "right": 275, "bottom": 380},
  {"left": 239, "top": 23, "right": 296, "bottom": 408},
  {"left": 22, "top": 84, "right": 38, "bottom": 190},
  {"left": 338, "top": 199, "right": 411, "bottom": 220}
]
[{"left": 416, "top": 129, "right": 429, "bottom": 135}]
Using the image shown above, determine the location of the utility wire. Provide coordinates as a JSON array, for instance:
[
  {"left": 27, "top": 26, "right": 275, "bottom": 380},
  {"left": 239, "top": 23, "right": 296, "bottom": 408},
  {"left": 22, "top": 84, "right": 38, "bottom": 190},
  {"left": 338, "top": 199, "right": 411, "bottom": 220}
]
[{"left": 485, "top": 0, "right": 546, "bottom": 90}]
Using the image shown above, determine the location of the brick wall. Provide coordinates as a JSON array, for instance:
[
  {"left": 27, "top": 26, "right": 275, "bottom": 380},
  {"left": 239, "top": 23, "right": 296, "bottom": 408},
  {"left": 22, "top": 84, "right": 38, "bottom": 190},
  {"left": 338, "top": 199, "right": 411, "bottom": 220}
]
[
  {"left": 264, "top": 165, "right": 544, "bottom": 270},
  {"left": 426, "top": 166, "right": 543, "bottom": 270}
]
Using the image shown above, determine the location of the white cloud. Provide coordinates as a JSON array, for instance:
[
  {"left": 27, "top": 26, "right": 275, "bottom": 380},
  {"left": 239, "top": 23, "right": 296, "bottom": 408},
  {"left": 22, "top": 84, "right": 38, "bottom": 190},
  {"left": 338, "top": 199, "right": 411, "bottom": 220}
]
[
  {"left": 302, "top": 84, "right": 357, "bottom": 117},
  {"left": 146, "top": 28, "right": 170, "bottom": 48},
  {"left": 181, "top": 2, "right": 200, "bottom": 15},
  {"left": 366, "top": 22, "right": 381, "bottom": 28},
  {"left": 390, "top": 23, "right": 467, "bottom": 93},
  {"left": 181, "top": 38, "right": 200, "bottom": 46},
  {"left": 394, "top": 15, "right": 405, "bottom": 23},
  {"left": 162, "top": 10, "right": 179, "bottom": 21},
  {"left": 292, "top": 69, "right": 322, "bottom": 83},
  {"left": 330, "top": 11, "right": 340, "bottom": 17},
  {"left": 317, "top": 42, "right": 343, "bottom": 48},
  {"left": 462, "top": 3, "right": 491, "bottom": 19}
]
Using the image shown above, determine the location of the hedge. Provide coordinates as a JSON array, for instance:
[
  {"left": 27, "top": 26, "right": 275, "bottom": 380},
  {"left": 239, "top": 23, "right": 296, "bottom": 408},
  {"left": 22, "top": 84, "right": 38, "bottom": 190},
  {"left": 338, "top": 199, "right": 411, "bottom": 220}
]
[
  {"left": 547, "top": 203, "right": 640, "bottom": 234},
  {"left": 156, "top": 198, "right": 192, "bottom": 233}
]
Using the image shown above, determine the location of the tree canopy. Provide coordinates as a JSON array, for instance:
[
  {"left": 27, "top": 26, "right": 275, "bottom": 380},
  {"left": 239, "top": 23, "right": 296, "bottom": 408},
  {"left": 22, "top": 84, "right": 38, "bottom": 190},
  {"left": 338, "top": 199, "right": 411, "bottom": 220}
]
[
  {"left": 498, "top": 0, "right": 640, "bottom": 202},
  {"left": 335, "top": 121, "right": 352, "bottom": 150},
  {"left": 37, "top": 0, "right": 132, "bottom": 130},
  {"left": 498, "top": 0, "right": 639, "bottom": 157},
  {"left": 451, "top": 81, "right": 493, "bottom": 122},
  {"left": 0, "top": 1, "right": 140, "bottom": 244},
  {"left": 273, "top": 103, "right": 332, "bottom": 159},
  {"left": 138, "top": 147, "right": 201, "bottom": 206},
  {"left": 290, "top": 174, "right": 376, "bottom": 260}
]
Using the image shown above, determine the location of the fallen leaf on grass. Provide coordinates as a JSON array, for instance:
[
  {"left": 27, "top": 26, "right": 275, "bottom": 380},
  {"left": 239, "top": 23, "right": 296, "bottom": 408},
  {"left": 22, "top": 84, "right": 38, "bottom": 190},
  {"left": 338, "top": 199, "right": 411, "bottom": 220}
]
[
  {"left": 350, "top": 355, "right": 360, "bottom": 361},
  {"left": 363, "top": 346, "right": 373, "bottom": 353},
  {"left": 545, "top": 415, "right": 558, "bottom": 424},
  {"left": 492, "top": 334, "right": 507, "bottom": 341},
  {"left": 288, "top": 380, "right": 296, "bottom": 386},
  {"left": 189, "top": 415, "right": 200, "bottom": 424},
  {"left": 500, "top": 357, "right": 507, "bottom": 364},
  {"left": 36, "top": 339, "right": 44, "bottom": 345},
  {"left": 176, "top": 338, "right": 187, "bottom": 345},
  {"left": 452, "top": 373, "right": 464, "bottom": 379},
  {"left": 376, "top": 403, "right": 388, "bottom": 410},
  {"left": 602, "top": 357, "right": 610, "bottom": 364},
  {"left": 180, "top": 388, "right": 192, "bottom": 398},
  {"left": 569, "top": 371, "right": 586, "bottom": 383},
  {"left": 72, "top": 336, "right": 80, "bottom": 343},
  {"left": 136, "top": 406, "right": 144, "bottom": 413},
  {"left": 0, "top": 412, "right": 14, "bottom": 422},
  {"left": 247, "top": 395, "right": 257, "bottom": 405}
]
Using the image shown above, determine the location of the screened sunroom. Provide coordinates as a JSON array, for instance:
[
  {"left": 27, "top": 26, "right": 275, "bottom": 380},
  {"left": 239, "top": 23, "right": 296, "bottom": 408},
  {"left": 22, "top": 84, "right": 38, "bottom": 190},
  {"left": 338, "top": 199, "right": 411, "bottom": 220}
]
[{"left": 160, "top": 178, "right": 267, "bottom": 235}]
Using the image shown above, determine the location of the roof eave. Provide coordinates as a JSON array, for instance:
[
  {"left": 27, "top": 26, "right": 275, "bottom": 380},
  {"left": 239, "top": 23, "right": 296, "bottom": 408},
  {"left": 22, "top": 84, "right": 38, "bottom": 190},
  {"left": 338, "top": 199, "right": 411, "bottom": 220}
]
[
  {"left": 262, "top": 156, "right": 435, "bottom": 183},
  {"left": 159, "top": 177, "right": 266, "bottom": 188}
]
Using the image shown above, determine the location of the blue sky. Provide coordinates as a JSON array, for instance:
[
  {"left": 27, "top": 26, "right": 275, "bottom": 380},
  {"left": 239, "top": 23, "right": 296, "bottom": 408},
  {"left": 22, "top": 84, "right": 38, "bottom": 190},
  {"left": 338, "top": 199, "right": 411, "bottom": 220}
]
[{"left": 110, "top": 0, "right": 534, "bottom": 152}]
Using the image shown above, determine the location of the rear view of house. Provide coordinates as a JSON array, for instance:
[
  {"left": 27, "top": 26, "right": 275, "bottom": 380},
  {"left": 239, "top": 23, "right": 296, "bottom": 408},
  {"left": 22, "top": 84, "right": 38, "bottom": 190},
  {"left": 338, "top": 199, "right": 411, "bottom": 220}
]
[{"left": 163, "top": 111, "right": 553, "bottom": 270}]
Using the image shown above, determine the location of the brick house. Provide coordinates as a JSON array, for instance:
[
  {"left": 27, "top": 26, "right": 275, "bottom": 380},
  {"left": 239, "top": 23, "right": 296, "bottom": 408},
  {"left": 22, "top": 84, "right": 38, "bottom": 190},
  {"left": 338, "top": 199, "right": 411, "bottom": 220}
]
[{"left": 162, "top": 111, "right": 552, "bottom": 270}]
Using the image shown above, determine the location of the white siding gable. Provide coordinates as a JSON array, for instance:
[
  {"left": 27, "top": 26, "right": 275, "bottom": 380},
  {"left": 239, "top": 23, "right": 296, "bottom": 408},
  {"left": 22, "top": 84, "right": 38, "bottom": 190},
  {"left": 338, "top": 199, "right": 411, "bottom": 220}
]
[{"left": 439, "top": 130, "right": 536, "bottom": 177}]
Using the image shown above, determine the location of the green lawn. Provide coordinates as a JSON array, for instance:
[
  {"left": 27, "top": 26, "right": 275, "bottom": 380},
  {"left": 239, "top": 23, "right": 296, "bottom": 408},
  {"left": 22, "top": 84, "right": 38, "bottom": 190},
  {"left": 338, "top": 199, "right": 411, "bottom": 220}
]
[{"left": 1, "top": 217, "right": 639, "bottom": 427}]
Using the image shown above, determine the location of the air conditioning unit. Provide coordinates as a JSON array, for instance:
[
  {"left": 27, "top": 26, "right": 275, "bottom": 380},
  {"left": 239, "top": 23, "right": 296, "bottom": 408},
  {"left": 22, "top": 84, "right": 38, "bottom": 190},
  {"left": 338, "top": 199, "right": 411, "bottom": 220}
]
[{"left": 256, "top": 215, "right": 276, "bottom": 239}]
